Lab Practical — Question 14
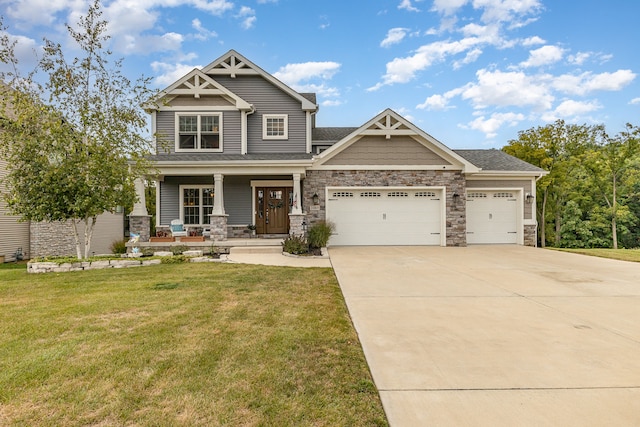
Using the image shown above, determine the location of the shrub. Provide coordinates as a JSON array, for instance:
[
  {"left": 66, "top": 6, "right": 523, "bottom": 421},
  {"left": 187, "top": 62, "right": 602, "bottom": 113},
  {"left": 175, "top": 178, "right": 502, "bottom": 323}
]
[
  {"left": 307, "top": 221, "right": 334, "bottom": 249},
  {"left": 110, "top": 238, "right": 128, "bottom": 254},
  {"left": 160, "top": 255, "right": 188, "bottom": 264},
  {"left": 282, "top": 234, "right": 309, "bottom": 255},
  {"left": 170, "top": 245, "right": 189, "bottom": 255}
]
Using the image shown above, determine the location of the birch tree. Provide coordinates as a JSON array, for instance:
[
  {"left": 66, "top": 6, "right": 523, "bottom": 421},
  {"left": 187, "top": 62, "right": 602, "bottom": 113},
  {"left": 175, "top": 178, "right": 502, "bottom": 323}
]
[{"left": 0, "top": 1, "right": 153, "bottom": 259}]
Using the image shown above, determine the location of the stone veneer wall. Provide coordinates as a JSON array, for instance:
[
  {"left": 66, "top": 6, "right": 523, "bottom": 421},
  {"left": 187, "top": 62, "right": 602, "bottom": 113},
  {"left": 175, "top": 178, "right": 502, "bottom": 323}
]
[
  {"left": 30, "top": 221, "right": 78, "bottom": 258},
  {"left": 524, "top": 224, "right": 537, "bottom": 247},
  {"left": 303, "top": 170, "right": 467, "bottom": 247}
]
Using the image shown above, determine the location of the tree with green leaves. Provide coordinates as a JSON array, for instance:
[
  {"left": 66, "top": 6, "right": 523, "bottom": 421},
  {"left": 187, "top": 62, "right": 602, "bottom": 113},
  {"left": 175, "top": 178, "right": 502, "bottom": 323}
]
[
  {"left": 581, "top": 124, "right": 640, "bottom": 249},
  {"left": 0, "top": 1, "right": 154, "bottom": 259},
  {"left": 503, "top": 120, "right": 599, "bottom": 247}
]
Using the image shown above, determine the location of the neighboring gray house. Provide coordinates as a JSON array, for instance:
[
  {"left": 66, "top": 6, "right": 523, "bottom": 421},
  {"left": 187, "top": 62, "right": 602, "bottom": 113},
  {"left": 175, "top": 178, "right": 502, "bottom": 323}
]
[{"left": 136, "top": 50, "right": 546, "bottom": 247}]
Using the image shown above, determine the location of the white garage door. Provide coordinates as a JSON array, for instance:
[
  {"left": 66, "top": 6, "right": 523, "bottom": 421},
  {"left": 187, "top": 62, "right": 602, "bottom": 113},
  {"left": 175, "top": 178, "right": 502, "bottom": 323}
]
[
  {"left": 326, "top": 188, "right": 443, "bottom": 246},
  {"left": 466, "top": 191, "right": 519, "bottom": 244}
]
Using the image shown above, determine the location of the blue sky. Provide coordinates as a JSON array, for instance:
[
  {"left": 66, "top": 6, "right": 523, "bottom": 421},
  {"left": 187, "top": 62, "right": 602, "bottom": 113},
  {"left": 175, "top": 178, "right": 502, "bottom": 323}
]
[{"left": 2, "top": 0, "right": 639, "bottom": 148}]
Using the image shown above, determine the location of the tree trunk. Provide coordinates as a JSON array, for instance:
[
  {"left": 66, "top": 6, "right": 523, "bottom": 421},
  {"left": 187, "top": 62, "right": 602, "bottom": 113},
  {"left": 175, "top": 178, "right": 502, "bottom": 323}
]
[
  {"left": 83, "top": 216, "right": 97, "bottom": 258},
  {"left": 540, "top": 188, "right": 548, "bottom": 248},
  {"left": 612, "top": 174, "right": 618, "bottom": 249},
  {"left": 71, "top": 220, "right": 83, "bottom": 260},
  {"left": 555, "top": 209, "right": 561, "bottom": 246}
]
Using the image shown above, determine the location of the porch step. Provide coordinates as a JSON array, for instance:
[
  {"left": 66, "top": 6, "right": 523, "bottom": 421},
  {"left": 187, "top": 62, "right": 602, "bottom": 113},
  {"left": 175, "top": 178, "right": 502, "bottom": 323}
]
[{"left": 229, "top": 246, "right": 283, "bottom": 255}]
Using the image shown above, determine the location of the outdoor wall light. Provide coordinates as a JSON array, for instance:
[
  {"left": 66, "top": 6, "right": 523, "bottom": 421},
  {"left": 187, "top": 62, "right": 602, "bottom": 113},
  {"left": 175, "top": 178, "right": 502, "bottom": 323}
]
[
  {"left": 452, "top": 192, "right": 460, "bottom": 201},
  {"left": 312, "top": 193, "right": 319, "bottom": 205},
  {"left": 526, "top": 193, "right": 534, "bottom": 204}
]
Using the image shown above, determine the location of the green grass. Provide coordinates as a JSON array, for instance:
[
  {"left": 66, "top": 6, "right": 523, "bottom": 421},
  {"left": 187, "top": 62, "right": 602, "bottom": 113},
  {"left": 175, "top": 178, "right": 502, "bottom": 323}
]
[
  {"left": 0, "top": 263, "right": 387, "bottom": 426},
  {"left": 550, "top": 248, "right": 640, "bottom": 263}
]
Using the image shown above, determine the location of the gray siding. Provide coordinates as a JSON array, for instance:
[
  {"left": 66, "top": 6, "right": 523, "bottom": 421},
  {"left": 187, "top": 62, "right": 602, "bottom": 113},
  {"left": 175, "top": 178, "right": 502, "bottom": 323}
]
[
  {"left": 324, "top": 135, "right": 452, "bottom": 166},
  {"left": 0, "top": 159, "right": 30, "bottom": 261},
  {"left": 214, "top": 76, "right": 307, "bottom": 153},
  {"left": 155, "top": 110, "right": 242, "bottom": 155},
  {"left": 159, "top": 176, "right": 214, "bottom": 225},
  {"left": 224, "top": 176, "right": 252, "bottom": 225}
]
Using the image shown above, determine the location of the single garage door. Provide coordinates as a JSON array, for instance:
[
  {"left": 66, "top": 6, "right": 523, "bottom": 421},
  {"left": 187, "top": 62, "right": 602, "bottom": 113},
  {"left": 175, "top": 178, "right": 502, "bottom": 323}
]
[
  {"left": 466, "top": 191, "right": 519, "bottom": 244},
  {"left": 326, "top": 188, "right": 443, "bottom": 246}
]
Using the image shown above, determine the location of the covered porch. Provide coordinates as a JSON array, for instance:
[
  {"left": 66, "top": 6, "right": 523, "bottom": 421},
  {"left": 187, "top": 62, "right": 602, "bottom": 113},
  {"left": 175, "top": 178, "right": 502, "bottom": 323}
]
[{"left": 129, "top": 157, "right": 313, "bottom": 242}]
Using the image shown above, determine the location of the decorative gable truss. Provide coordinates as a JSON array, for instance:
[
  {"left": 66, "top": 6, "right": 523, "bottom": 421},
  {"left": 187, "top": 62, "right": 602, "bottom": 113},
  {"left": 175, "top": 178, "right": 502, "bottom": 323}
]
[
  {"left": 313, "top": 109, "right": 480, "bottom": 172},
  {"left": 153, "top": 69, "right": 253, "bottom": 111}
]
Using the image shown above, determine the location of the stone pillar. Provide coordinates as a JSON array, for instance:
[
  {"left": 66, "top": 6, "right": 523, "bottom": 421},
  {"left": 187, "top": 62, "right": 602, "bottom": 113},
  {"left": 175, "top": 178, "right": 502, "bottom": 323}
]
[
  {"left": 289, "top": 213, "right": 306, "bottom": 237},
  {"left": 291, "top": 173, "right": 303, "bottom": 215},
  {"left": 212, "top": 173, "right": 225, "bottom": 215},
  {"left": 209, "top": 214, "right": 228, "bottom": 241},
  {"left": 129, "top": 214, "right": 151, "bottom": 242},
  {"left": 128, "top": 178, "right": 151, "bottom": 242}
]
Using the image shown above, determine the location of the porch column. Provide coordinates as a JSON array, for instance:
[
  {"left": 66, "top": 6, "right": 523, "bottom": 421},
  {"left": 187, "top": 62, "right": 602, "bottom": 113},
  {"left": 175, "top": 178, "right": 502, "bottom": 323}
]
[
  {"left": 210, "top": 173, "right": 228, "bottom": 241},
  {"left": 129, "top": 178, "right": 151, "bottom": 242},
  {"left": 289, "top": 173, "right": 306, "bottom": 236},
  {"left": 212, "top": 173, "right": 225, "bottom": 215},
  {"left": 291, "top": 173, "right": 302, "bottom": 215}
]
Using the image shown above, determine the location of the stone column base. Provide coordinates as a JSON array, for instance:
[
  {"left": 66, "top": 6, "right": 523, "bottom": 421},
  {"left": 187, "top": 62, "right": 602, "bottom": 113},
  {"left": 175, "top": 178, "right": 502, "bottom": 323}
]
[
  {"left": 129, "top": 215, "right": 151, "bottom": 242},
  {"left": 289, "top": 213, "right": 306, "bottom": 237},
  {"left": 209, "top": 214, "right": 229, "bottom": 241}
]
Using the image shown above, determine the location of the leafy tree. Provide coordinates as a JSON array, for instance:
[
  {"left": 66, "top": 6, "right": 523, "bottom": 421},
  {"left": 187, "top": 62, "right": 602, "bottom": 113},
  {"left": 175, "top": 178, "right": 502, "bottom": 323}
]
[
  {"left": 503, "top": 120, "right": 598, "bottom": 247},
  {"left": 581, "top": 124, "right": 640, "bottom": 249},
  {"left": 558, "top": 201, "right": 592, "bottom": 248},
  {"left": 0, "top": 2, "right": 153, "bottom": 259}
]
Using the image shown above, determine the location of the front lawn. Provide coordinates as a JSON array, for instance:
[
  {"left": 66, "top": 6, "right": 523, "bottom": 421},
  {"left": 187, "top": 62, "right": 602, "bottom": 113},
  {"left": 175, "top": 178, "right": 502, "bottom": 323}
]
[
  {"left": 0, "top": 263, "right": 387, "bottom": 426},
  {"left": 550, "top": 248, "right": 640, "bottom": 263}
]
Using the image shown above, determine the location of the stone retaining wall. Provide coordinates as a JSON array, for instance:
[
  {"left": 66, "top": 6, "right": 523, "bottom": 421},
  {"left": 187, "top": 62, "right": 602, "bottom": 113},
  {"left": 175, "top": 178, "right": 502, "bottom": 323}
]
[{"left": 28, "top": 255, "right": 224, "bottom": 273}]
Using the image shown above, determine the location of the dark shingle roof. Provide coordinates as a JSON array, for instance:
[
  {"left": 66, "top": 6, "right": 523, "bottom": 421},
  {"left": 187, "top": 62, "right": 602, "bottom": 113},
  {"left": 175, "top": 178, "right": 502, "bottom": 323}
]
[
  {"left": 299, "top": 93, "right": 317, "bottom": 104},
  {"left": 149, "top": 153, "right": 313, "bottom": 162},
  {"left": 454, "top": 149, "right": 545, "bottom": 172},
  {"left": 312, "top": 127, "right": 359, "bottom": 143}
]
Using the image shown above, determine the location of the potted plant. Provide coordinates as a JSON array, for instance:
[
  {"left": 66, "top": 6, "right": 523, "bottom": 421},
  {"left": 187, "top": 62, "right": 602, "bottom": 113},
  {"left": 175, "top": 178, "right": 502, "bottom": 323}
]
[{"left": 247, "top": 224, "right": 257, "bottom": 237}]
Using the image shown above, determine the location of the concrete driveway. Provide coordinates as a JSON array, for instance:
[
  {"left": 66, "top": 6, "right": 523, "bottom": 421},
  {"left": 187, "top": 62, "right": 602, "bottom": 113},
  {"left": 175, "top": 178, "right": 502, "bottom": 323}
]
[{"left": 329, "top": 246, "right": 640, "bottom": 426}]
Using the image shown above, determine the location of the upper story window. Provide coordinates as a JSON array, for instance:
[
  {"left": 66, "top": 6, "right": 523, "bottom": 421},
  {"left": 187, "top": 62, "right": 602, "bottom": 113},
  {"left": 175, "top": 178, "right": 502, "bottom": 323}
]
[
  {"left": 176, "top": 113, "right": 222, "bottom": 152},
  {"left": 263, "top": 114, "right": 288, "bottom": 140}
]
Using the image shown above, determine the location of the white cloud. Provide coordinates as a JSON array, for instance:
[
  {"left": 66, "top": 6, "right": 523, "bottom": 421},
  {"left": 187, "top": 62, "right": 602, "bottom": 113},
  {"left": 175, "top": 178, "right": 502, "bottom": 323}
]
[
  {"left": 398, "top": 0, "right": 420, "bottom": 12},
  {"left": 453, "top": 47, "right": 483, "bottom": 69},
  {"left": 151, "top": 61, "right": 201, "bottom": 87},
  {"left": 464, "top": 112, "right": 525, "bottom": 138},
  {"left": 321, "top": 99, "right": 343, "bottom": 107},
  {"left": 431, "top": 0, "right": 469, "bottom": 15},
  {"left": 237, "top": 6, "right": 256, "bottom": 29},
  {"left": 115, "top": 32, "right": 184, "bottom": 55},
  {"left": 522, "top": 36, "right": 545, "bottom": 46},
  {"left": 568, "top": 51, "right": 591, "bottom": 65},
  {"left": 630, "top": 98, "right": 640, "bottom": 105},
  {"left": 554, "top": 99, "right": 601, "bottom": 117},
  {"left": 273, "top": 62, "right": 341, "bottom": 85},
  {"left": 552, "top": 70, "right": 636, "bottom": 95},
  {"left": 461, "top": 69, "right": 554, "bottom": 111},
  {"left": 416, "top": 94, "right": 453, "bottom": 110},
  {"left": 381, "top": 28, "right": 409, "bottom": 48},
  {"left": 474, "top": 0, "right": 543, "bottom": 24},
  {"left": 192, "top": 18, "right": 218, "bottom": 41},
  {"left": 520, "top": 45, "right": 564, "bottom": 68}
]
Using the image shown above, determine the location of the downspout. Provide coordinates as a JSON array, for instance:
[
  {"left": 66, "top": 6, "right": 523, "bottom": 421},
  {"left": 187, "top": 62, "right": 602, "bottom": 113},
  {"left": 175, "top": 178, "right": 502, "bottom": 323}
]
[{"left": 241, "top": 105, "right": 256, "bottom": 155}]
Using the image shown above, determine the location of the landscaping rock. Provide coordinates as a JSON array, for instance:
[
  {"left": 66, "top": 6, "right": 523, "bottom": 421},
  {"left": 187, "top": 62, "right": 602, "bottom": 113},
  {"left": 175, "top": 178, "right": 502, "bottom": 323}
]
[
  {"left": 142, "top": 259, "right": 162, "bottom": 266},
  {"left": 183, "top": 250, "right": 203, "bottom": 257},
  {"left": 153, "top": 251, "right": 173, "bottom": 257}
]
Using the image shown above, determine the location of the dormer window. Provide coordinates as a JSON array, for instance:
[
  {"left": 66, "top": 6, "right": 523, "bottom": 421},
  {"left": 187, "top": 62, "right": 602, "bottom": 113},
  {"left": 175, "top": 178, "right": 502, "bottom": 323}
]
[
  {"left": 176, "top": 113, "right": 222, "bottom": 152},
  {"left": 263, "top": 114, "right": 288, "bottom": 140}
]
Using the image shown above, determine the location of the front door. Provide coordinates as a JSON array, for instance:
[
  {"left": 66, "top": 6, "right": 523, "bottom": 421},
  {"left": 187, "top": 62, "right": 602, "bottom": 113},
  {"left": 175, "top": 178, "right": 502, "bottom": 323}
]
[{"left": 255, "top": 187, "right": 292, "bottom": 235}]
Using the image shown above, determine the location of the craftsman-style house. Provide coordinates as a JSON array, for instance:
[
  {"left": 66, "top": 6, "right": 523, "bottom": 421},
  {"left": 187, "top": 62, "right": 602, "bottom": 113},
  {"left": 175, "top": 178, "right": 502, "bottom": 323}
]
[{"left": 133, "top": 50, "right": 545, "bottom": 247}]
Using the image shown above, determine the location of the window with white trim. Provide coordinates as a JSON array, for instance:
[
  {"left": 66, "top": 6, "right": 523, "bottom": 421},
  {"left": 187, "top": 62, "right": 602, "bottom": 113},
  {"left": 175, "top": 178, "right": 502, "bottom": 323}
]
[
  {"left": 263, "top": 114, "right": 288, "bottom": 139},
  {"left": 181, "top": 186, "right": 214, "bottom": 225},
  {"left": 176, "top": 113, "right": 222, "bottom": 151}
]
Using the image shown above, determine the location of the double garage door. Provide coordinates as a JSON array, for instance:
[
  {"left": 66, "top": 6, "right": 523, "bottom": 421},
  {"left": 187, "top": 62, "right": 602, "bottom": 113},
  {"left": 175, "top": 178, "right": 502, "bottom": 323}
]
[{"left": 326, "top": 187, "right": 444, "bottom": 246}]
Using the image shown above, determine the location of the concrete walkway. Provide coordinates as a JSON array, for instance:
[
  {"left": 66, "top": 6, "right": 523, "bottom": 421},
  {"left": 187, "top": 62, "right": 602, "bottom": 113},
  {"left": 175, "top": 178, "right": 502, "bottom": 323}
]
[
  {"left": 225, "top": 246, "right": 332, "bottom": 268},
  {"left": 329, "top": 246, "right": 640, "bottom": 426}
]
